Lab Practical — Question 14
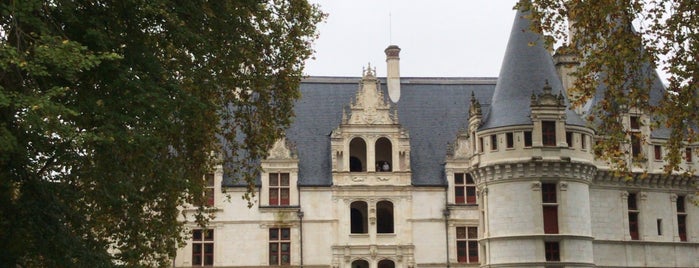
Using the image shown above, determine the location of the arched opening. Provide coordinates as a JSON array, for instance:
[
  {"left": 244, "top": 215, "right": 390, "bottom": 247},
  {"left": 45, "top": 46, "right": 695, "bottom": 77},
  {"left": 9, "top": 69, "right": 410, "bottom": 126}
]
[
  {"left": 352, "top": 260, "right": 369, "bottom": 268},
  {"left": 378, "top": 259, "right": 395, "bottom": 268},
  {"left": 350, "top": 201, "right": 368, "bottom": 234},
  {"left": 375, "top": 137, "right": 393, "bottom": 172},
  {"left": 376, "top": 201, "right": 394, "bottom": 233},
  {"left": 349, "top": 138, "right": 367, "bottom": 172}
]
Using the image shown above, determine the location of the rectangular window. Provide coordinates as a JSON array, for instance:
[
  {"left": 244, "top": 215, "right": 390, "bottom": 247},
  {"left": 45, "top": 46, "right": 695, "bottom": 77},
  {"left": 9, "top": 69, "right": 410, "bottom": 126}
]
[
  {"left": 269, "top": 228, "right": 291, "bottom": 265},
  {"left": 566, "top": 132, "right": 573, "bottom": 148},
  {"left": 628, "top": 193, "right": 640, "bottom": 240},
  {"left": 545, "top": 241, "right": 560, "bottom": 261},
  {"left": 524, "top": 131, "right": 533, "bottom": 147},
  {"left": 269, "top": 173, "right": 290, "bottom": 206},
  {"left": 204, "top": 173, "right": 215, "bottom": 206},
  {"left": 542, "top": 183, "right": 558, "bottom": 234},
  {"left": 506, "top": 132, "right": 514, "bottom": 149},
  {"left": 677, "top": 195, "right": 685, "bottom": 213},
  {"left": 628, "top": 193, "right": 637, "bottom": 210},
  {"left": 456, "top": 226, "right": 479, "bottom": 263},
  {"left": 542, "top": 121, "right": 556, "bottom": 146},
  {"left": 490, "top": 135, "right": 498, "bottom": 151},
  {"left": 630, "top": 116, "right": 640, "bottom": 130},
  {"left": 542, "top": 183, "right": 557, "bottom": 204},
  {"left": 631, "top": 134, "right": 642, "bottom": 158},
  {"left": 654, "top": 145, "right": 662, "bottom": 160},
  {"left": 192, "top": 229, "right": 214, "bottom": 266},
  {"left": 677, "top": 195, "right": 687, "bottom": 242},
  {"left": 479, "top": 137, "right": 484, "bottom": 153},
  {"left": 629, "top": 213, "right": 639, "bottom": 240},
  {"left": 678, "top": 215, "right": 687, "bottom": 242},
  {"left": 455, "top": 173, "right": 476, "bottom": 204},
  {"left": 657, "top": 219, "right": 663, "bottom": 236},
  {"left": 581, "top": 134, "right": 587, "bottom": 150},
  {"left": 686, "top": 148, "right": 693, "bottom": 162},
  {"left": 543, "top": 206, "right": 559, "bottom": 234}
]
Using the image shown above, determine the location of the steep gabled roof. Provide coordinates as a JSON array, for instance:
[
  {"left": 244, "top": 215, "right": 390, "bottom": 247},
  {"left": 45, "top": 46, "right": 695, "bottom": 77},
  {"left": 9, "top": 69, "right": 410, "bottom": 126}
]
[
  {"left": 223, "top": 77, "right": 497, "bottom": 187},
  {"left": 480, "top": 9, "right": 585, "bottom": 130}
]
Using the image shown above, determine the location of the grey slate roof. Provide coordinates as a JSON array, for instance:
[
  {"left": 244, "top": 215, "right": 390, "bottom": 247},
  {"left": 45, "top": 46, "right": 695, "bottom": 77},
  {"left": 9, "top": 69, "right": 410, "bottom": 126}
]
[
  {"left": 223, "top": 77, "right": 497, "bottom": 187},
  {"left": 480, "top": 9, "right": 586, "bottom": 130}
]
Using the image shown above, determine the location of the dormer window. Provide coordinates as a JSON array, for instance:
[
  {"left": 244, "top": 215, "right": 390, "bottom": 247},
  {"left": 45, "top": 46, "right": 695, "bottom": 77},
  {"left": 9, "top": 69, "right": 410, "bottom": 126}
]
[
  {"left": 631, "top": 134, "right": 642, "bottom": 158},
  {"left": 269, "top": 173, "right": 290, "bottom": 206},
  {"left": 204, "top": 173, "right": 215, "bottom": 207},
  {"left": 630, "top": 116, "right": 640, "bottom": 130},
  {"left": 542, "top": 121, "right": 556, "bottom": 146}
]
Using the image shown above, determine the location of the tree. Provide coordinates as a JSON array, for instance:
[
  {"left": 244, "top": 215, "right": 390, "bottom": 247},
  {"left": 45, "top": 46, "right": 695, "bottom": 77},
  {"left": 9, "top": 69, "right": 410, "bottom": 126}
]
[
  {"left": 0, "top": 0, "right": 324, "bottom": 267},
  {"left": 517, "top": 0, "right": 698, "bottom": 176}
]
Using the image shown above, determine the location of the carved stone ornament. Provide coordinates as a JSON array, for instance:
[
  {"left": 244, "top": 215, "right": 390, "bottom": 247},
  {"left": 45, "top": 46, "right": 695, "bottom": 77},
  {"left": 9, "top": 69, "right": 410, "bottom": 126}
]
[
  {"left": 346, "top": 64, "right": 397, "bottom": 125},
  {"left": 531, "top": 80, "right": 565, "bottom": 107},
  {"left": 266, "top": 137, "right": 297, "bottom": 160},
  {"left": 559, "top": 181, "right": 568, "bottom": 191},
  {"left": 352, "top": 176, "right": 365, "bottom": 182},
  {"left": 531, "top": 181, "right": 542, "bottom": 191},
  {"left": 670, "top": 194, "right": 678, "bottom": 202}
]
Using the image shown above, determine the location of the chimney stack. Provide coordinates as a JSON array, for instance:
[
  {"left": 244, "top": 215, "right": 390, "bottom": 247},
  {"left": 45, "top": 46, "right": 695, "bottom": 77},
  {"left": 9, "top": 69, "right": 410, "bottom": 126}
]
[{"left": 385, "top": 45, "right": 401, "bottom": 103}]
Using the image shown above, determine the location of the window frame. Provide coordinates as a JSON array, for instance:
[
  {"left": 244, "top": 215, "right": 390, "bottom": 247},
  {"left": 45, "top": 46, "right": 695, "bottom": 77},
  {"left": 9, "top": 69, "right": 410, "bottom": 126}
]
[
  {"left": 541, "top": 121, "right": 556, "bottom": 147},
  {"left": 269, "top": 228, "right": 291, "bottom": 266},
  {"left": 541, "top": 183, "right": 559, "bottom": 234},
  {"left": 192, "top": 229, "right": 214, "bottom": 266},
  {"left": 456, "top": 226, "right": 479, "bottom": 263},
  {"left": 269, "top": 173, "right": 290, "bottom": 206},
  {"left": 506, "top": 132, "right": 514, "bottom": 149},
  {"left": 677, "top": 195, "right": 687, "bottom": 242},
  {"left": 524, "top": 131, "right": 533, "bottom": 148},
  {"left": 628, "top": 193, "right": 640, "bottom": 240},
  {"left": 204, "top": 173, "right": 215, "bottom": 207},
  {"left": 490, "top": 134, "right": 498, "bottom": 151},
  {"left": 454, "top": 173, "right": 477, "bottom": 204},
  {"left": 654, "top": 145, "right": 662, "bottom": 161},
  {"left": 544, "top": 241, "right": 560, "bottom": 262}
]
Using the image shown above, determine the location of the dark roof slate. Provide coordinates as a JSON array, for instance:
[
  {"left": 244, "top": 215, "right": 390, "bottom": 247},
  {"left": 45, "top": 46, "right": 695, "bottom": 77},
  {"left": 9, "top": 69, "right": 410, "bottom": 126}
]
[
  {"left": 480, "top": 9, "right": 586, "bottom": 130},
  {"left": 223, "top": 77, "right": 497, "bottom": 187}
]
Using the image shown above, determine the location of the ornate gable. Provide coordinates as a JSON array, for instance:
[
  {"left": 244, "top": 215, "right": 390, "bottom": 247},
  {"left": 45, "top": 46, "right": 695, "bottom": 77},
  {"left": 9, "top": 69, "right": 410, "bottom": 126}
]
[
  {"left": 329, "top": 65, "right": 411, "bottom": 186},
  {"left": 344, "top": 64, "right": 398, "bottom": 125}
]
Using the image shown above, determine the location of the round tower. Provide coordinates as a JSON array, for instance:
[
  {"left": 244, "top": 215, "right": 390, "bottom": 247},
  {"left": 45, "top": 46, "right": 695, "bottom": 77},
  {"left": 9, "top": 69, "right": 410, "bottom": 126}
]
[{"left": 473, "top": 8, "right": 597, "bottom": 267}]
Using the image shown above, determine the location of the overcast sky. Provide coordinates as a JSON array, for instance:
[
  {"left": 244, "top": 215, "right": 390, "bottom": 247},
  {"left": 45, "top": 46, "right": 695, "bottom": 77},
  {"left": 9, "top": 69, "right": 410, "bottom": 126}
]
[{"left": 304, "top": 0, "right": 520, "bottom": 78}]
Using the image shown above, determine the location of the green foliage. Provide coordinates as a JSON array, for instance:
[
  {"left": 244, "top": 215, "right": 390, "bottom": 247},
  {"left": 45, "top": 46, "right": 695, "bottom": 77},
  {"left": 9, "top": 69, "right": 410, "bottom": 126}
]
[
  {"left": 0, "top": 0, "right": 324, "bottom": 267},
  {"left": 517, "top": 0, "right": 698, "bottom": 177}
]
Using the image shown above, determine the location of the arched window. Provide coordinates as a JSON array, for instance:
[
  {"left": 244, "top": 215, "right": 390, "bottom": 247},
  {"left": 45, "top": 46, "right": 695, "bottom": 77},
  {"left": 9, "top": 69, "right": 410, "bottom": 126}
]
[
  {"left": 350, "top": 201, "right": 368, "bottom": 234},
  {"left": 376, "top": 201, "right": 394, "bottom": 233},
  {"left": 378, "top": 259, "right": 395, "bottom": 268},
  {"left": 352, "top": 260, "right": 369, "bottom": 268},
  {"left": 350, "top": 138, "right": 367, "bottom": 172},
  {"left": 375, "top": 137, "right": 393, "bottom": 172}
]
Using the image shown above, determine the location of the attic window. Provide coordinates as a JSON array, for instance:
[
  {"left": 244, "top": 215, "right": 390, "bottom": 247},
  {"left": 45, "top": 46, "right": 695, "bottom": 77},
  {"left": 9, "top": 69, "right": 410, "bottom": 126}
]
[
  {"left": 506, "top": 132, "right": 514, "bottom": 149},
  {"left": 542, "top": 121, "right": 556, "bottom": 147},
  {"left": 524, "top": 131, "right": 533, "bottom": 147},
  {"left": 490, "top": 135, "right": 498, "bottom": 151}
]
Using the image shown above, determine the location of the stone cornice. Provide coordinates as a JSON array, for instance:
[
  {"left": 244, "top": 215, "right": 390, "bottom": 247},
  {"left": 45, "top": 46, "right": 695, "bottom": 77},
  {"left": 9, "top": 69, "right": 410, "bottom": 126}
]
[
  {"left": 592, "top": 170, "right": 697, "bottom": 190},
  {"left": 471, "top": 161, "right": 597, "bottom": 185}
]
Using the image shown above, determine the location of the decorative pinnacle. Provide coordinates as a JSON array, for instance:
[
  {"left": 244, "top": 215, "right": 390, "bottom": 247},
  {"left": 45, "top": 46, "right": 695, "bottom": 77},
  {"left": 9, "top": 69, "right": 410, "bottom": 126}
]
[
  {"left": 542, "top": 79, "right": 552, "bottom": 94},
  {"left": 363, "top": 62, "right": 376, "bottom": 77}
]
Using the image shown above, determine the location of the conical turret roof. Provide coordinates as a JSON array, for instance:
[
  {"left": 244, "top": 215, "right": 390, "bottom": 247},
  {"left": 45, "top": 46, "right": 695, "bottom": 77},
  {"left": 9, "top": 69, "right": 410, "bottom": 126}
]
[{"left": 480, "top": 9, "right": 585, "bottom": 130}]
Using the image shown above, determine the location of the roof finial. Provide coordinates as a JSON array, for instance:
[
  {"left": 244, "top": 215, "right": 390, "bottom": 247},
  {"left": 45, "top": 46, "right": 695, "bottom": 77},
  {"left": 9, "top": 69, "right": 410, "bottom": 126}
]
[{"left": 543, "top": 79, "right": 552, "bottom": 94}]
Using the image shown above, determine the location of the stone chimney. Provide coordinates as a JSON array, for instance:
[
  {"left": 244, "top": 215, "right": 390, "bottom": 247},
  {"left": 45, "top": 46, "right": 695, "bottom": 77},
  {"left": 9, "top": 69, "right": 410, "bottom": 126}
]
[{"left": 385, "top": 45, "right": 401, "bottom": 103}]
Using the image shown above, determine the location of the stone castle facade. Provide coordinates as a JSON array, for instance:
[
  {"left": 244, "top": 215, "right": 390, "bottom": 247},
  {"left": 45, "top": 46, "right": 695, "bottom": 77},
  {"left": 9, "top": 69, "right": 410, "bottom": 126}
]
[{"left": 173, "top": 9, "right": 699, "bottom": 268}]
